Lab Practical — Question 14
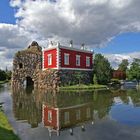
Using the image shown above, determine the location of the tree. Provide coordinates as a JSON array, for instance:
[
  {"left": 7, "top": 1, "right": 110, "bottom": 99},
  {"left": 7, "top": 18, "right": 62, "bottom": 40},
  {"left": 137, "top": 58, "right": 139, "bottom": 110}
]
[
  {"left": 127, "top": 58, "right": 140, "bottom": 85},
  {"left": 75, "top": 71, "right": 83, "bottom": 85},
  {"left": 118, "top": 59, "right": 129, "bottom": 72},
  {"left": 93, "top": 74, "right": 98, "bottom": 84},
  {"left": 0, "top": 69, "right": 7, "bottom": 81},
  {"left": 6, "top": 70, "right": 12, "bottom": 80},
  {"left": 94, "top": 54, "right": 112, "bottom": 84}
]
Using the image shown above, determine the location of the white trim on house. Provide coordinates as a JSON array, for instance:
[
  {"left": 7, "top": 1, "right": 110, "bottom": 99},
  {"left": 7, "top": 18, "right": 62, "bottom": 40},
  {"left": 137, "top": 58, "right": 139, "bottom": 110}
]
[
  {"left": 55, "top": 108, "right": 60, "bottom": 130},
  {"left": 43, "top": 67, "right": 93, "bottom": 71},
  {"left": 43, "top": 46, "right": 57, "bottom": 51},
  {"left": 43, "top": 45, "right": 93, "bottom": 54},
  {"left": 59, "top": 103, "right": 92, "bottom": 110},
  {"left": 60, "top": 45, "right": 93, "bottom": 53},
  {"left": 59, "top": 67, "right": 93, "bottom": 71},
  {"left": 57, "top": 47, "right": 60, "bottom": 69}
]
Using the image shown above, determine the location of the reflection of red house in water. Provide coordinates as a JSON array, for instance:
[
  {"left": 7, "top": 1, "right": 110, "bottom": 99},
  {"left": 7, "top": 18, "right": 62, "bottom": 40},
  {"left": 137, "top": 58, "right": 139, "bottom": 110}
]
[
  {"left": 42, "top": 103, "right": 94, "bottom": 135},
  {"left": 112, "top": 70, "right": 126, "bottom": 80}
]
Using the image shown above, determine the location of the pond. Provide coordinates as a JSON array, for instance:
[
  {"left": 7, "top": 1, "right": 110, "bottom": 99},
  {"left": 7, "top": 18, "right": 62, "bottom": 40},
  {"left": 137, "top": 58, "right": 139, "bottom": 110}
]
[{"left": 0, "top": 84, "right": 140, "bottom": 140}]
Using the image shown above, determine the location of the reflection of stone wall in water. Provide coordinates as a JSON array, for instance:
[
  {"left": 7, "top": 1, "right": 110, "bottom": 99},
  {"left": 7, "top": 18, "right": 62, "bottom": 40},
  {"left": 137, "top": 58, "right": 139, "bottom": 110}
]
[
  {"left": 12, "top": 88, "right": 43, "bottom": 128},
  {"left": 12, "top": 41, "right": 93, "bottom": 89}
]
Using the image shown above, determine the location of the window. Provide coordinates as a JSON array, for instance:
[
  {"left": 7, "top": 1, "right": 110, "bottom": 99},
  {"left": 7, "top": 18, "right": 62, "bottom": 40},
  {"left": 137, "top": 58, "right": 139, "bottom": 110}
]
[
  {"left": 64, "top": 112, "right": 70, "bottom": 124},
  {"left": 86, "top": 108, "right": 91, "bottom": 118},
  {"left": 64, "top": 53, "right": 69, "bottom": 65},
  {"left": 76, "top": 110, "right": 81, "bottom": 120},
  {"left": 86, "top": 56, "right": 90, "bottom": 67},
  {"left": 76, "top": 55, "right": 80, "bottom": 66},
  {"left": 48, "top": 54, "right": 52, "bottom": 65},
  {"left": 19, "top": 63, "right": 23, "bottom": 69},
  {"left": 48, "top": 110, "right": 52, "bottom": 122}
]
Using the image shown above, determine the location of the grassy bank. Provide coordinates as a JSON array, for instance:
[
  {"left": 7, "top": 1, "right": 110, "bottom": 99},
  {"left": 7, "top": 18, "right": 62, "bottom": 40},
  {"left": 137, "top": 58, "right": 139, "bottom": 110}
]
[
  {"left": 0, "top": 111, "right": 20, "bottom": 140},
  {"left": 0, "top": 80, "right": 9, "bottom": 85},
  {"left": 60, "top": 84, "right": 108, "bottom": 91}
]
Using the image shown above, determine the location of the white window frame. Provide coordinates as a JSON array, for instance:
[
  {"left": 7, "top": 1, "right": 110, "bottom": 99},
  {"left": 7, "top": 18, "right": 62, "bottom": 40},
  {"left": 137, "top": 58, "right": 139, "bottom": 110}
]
[
  {"left": 48, "top": 110, "right": 52, "bottom": 122},
  {"left": 64, "top": 53, "right": 70, "bottom": 65},
  {"left": 48, "top": 54, "right": 52, "bottom": 66},
  {"left": 86, "top": 56, "right": 90, "bottom": 67},
  {"left": 76, "top": 109, "right": 81, "bottom": 120},
  {"left": 64, "top": 112, "right": 70, "bottom": 124},
  {"left": 76, "top": 55, "right": 81, "bottom": 66}
]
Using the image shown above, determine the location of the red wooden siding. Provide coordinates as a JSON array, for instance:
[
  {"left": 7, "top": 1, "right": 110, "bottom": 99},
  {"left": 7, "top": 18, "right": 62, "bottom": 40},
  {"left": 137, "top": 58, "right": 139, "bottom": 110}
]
[
  {"left": 43, "top": 105, "right": 58, "bottom": 129},
  {"left": 44, "top": 48, "right": 57, "bottom": 69},
  {"left": 60, "top": 48, "right": 93, "bottom": 69}
]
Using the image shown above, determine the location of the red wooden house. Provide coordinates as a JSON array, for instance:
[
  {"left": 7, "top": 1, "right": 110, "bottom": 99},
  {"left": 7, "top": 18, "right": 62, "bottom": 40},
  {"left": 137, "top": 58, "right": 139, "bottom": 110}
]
[{"left": 42, "top": 42, "right": 93, "bottom": 71}]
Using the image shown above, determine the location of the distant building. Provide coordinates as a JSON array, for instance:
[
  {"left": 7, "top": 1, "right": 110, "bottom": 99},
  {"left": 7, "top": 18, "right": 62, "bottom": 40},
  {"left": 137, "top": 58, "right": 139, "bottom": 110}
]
[{"left": 112, "top": 70, "right": 126, "bottom": 80}]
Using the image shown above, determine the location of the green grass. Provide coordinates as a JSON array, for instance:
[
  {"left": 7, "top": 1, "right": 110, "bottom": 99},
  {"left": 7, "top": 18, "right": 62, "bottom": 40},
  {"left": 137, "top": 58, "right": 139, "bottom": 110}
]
[
  {"left": 0, "top": 81, "right": 6, "bottom": 84},
  {"left": 59, "top": 84, "right": 108, "bottom": 91},
  {"left": 0, "top": 80, "right": 9, "bottom": 85},
  {"left": 0, "top": 111, "right": 20, "bottom": 140}
]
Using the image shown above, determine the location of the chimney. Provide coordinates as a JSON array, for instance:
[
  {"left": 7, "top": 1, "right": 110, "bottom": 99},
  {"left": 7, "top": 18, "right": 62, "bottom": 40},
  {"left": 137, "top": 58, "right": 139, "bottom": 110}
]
[
  {"left": 70, "top": 40, "right": 73, "bottom": 47},
  {"left": 81, "top": 43, "right": 85, "bottom": 50}
]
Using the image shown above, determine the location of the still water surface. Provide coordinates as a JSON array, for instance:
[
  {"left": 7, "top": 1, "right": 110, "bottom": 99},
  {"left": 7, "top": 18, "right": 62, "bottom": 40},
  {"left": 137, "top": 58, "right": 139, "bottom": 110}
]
[{"left": 1, "top": 84, "right": 140, "bottom": 140}]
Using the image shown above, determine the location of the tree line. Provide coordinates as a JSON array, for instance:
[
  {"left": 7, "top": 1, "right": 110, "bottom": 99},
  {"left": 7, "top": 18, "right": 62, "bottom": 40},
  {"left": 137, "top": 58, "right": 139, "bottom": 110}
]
[
  {"left": 0, "top": 69, "right": 12, "bottom": 81},
  {"left": 93, "top": 54, "right": 140, "bottom": 85}
]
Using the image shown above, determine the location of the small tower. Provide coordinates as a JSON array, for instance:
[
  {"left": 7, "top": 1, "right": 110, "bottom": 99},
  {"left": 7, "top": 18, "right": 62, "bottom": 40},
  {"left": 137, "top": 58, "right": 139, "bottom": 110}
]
[{"left": 12, "top": 41, "right": 42, "bottom": 88}]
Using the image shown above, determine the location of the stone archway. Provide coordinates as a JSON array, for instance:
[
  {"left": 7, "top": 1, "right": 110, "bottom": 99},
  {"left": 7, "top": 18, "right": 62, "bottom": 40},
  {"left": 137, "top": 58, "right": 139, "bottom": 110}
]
[
  {"left": 26, "top": 76, "right": 34, "bottom": 87},
  {"left": 23, "top": 76, "right": 34, "bottom": 88}
]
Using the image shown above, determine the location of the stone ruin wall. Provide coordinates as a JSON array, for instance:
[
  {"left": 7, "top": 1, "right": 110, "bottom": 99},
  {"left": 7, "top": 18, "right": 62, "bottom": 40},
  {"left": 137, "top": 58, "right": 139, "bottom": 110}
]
[
  {"left": 38, "top": 69, "right": 93, "bottom": 89},
  {"left": 12, "top": 42, "right": 42, "bottom": 88},
  {"left": 12, "top": 42, "right": 93, "bottom": 90}
]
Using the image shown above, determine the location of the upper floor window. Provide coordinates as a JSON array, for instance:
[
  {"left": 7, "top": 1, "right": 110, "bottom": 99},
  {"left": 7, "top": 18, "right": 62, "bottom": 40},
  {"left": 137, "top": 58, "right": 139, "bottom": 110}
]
[
  {"left": 64, "top": 53, "right": 69, "bottom": 65},
  {"left": 76, "top": 55, "right": 80, "bottom": 66},
  {"left": 48, "top": 54, "right": 52, "bottom": 65},
  {"left": 86, "top": 56, "right": 90, "bottom": 67}
]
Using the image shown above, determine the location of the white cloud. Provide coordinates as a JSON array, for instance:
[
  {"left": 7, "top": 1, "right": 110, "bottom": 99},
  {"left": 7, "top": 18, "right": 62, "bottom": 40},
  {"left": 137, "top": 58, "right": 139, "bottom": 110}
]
[
  {"left": 9, "top": 0, "right": 140, "bottom": 46},
  {"left": 104, "top": 52, "right": 140, "bottom": 69},
  {"left": 1, "top": 0, "right": 140, "bottom": 69},
  {"left": 0, "top": 23, "right": 31, "bottom": 70}
]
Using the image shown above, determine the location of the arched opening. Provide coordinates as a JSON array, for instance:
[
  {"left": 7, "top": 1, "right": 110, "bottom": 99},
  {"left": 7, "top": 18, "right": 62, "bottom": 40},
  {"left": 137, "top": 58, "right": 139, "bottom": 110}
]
[{"left": 24, "top": 76, "right": 34, "bottom": 88}]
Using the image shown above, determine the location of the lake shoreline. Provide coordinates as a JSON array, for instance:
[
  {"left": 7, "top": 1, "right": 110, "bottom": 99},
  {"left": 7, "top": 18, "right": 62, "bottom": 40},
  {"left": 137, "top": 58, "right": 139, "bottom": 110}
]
[
  {"left": 0, "top": 110, "right": 20, "bottom": 140},
  {"left": 59, "top": 84, "right": 108, "bottom": 91}
]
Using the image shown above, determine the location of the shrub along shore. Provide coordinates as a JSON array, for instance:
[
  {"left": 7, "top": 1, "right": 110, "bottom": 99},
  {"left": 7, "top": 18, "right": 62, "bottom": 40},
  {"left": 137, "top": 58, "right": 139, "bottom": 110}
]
[{"left": 59, "top": 84, "right": 108, "bottom": 91}]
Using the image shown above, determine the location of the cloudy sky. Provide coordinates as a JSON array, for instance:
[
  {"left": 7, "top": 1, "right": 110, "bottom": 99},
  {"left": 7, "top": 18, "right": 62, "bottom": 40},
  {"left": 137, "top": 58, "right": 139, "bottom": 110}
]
[{"left": 0, "top": 0, "right": 140, "bottom": 70}]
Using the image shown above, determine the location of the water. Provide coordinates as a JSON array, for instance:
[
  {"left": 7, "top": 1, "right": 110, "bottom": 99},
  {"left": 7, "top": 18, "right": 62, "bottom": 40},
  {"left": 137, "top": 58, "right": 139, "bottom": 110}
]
[{"left": 1, "top": 84, "right": 140, "bottom": 140}]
